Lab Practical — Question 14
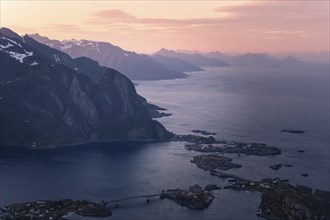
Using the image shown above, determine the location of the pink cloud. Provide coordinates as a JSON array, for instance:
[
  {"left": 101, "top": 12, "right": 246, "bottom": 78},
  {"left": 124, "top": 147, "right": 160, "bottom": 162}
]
[
  {"left": 89, "top": 9, "right": 232, "bottom": 28},
  {"left": 33, "top": 2, "right": 327, "bottom": 53}
]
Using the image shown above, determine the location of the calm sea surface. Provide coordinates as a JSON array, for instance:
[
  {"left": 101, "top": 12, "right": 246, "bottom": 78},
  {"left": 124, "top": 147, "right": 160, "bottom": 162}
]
[{"left": 1, "top": 63, "right": 329, "bottom": 219}]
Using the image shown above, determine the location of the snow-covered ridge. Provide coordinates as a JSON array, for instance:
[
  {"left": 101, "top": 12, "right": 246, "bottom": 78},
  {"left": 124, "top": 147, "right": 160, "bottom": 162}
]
[
  {"left": 1, "top": 36, "right": 23, "bottom": 48},
  {"left": 60, "top": 44, "right": 72, "bottom": 50},
  {"left": 60, "top": 39, "right": 100, "bottom": 51},
  {"left": 63, "top": 39, "right": 83, "bottom": 46},
  {"left": 0, "top": 36, "right": 34, "bottom": 63}
]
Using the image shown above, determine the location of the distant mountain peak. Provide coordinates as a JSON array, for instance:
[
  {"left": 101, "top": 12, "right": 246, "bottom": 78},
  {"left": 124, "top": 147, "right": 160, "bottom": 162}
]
[
  {"left": 155, "top": 48, "right": 229, "bottom": 67},
  {"left": 158, "top": 48, "right": 175, "bottom": 53},
  {"left": 29, "top": 34, "right": 186, "bottom": 80},
  {"left": 0, "top": 27, "right": 22, "bottom": 40},
  {"left": 244, "top": 52, "right": 270, "bottom": 57},
  {"left": 280, "top": 55, "right": 300, "bottom": 64}
]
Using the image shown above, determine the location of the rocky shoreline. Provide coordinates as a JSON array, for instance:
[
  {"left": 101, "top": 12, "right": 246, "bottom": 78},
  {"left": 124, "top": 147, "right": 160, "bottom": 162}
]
[
  {"left": 2, "top": 131, "right": 327, "bottom": 220},
  {"left": 0, "top": 199, "right": 111, "bottom": 220},
  {"left": 172, "top": 133, "right": 281, "bottom": 156},
  {"left": 192, "top": 153, "right": 329, "bottom": 220},
  {"left": 181, "top": 131, "right": 329, "bottom": 220},
  {"left": 259, "top": 184, "right": 330, "bottom": 220}
]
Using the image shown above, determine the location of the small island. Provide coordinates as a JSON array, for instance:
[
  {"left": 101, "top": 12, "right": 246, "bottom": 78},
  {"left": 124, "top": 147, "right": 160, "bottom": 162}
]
[
  {"left": 191, "top": 130, "right": 217, "bottom": 136},
  {"left": 281, "top": 129, "right": 305, "bottom": 134},
  {"left": 192, "top": 154, "right": 242, "bottom": 171},
  {"left": 172, "top": 134, "right": 218, "bottom": 144},
  {"left": 185, "top": 142, "right": 281, "bottom": 156},
  {"left": 196, "top": 165, "right": 329, "bottom": 220},
  {"left": 160, "top": 184, "right": 216, "bottom": 209},
  {"left": 0, "top": 199, "right": 111, "bottom": 219},
  {"left": 173, "top": 133, "right": 281, "bottom": 156},
  {"left": 269, "top": 163, "right": 292, "bottom": 171}
]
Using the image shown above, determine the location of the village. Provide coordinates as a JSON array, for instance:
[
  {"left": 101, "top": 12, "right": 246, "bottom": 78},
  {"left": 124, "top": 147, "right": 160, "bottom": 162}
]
[{"left": 0, "top": 199, "right": 112, "bottom": 219}]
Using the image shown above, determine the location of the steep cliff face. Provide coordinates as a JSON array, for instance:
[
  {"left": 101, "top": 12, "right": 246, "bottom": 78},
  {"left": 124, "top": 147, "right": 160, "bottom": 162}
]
[{"left": 0, "top": 28, "right": 172, "bottom": 147}]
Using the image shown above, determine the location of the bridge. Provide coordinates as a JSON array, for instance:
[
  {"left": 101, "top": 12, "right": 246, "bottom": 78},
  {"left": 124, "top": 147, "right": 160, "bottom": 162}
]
[{"left": 104, "top": 194, "right": 161, "bottom": 206}]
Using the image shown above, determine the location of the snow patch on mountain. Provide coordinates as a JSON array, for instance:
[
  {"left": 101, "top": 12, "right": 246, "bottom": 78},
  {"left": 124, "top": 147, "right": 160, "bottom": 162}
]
[
  {"left": 5, "top": 50, "right": 33, "bottom": 63},
  {"left": 0, "top": 42, "right": 14, "bottom": 49},
  {"left": 54, "top": 54, "right": 60, "bottom": 62},
  {"left": 63, "top": 39, "right": 83, "bottom": 46},
  {"left": 30, "top": 61, "right": 38, "bottom": 66},
  {"left": 2, "top": 36, "right": 23, "bottom": 48},
  {"left": 60, "top": 44, "right": 72, "bottom": 50},
  {"left": 0, "top": 36, "right": 34, "bottom": 63}
]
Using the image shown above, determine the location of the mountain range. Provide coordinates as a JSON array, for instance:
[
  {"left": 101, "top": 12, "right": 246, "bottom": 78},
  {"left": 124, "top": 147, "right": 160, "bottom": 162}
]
[
  {"left": 203, "top": 51, "right": 300, "bottom": 65},
  {"left": 0, "top": 27, "right": 172, "bottom": 147},
  {"left": 155, "top": 48, "right": 230, "bottom": 67},
  {"left": 156, "top": 49, "right": 300, "bottom": 66},
  {"left": 29, "top": 34, "right": 188, "bottom": 81}
]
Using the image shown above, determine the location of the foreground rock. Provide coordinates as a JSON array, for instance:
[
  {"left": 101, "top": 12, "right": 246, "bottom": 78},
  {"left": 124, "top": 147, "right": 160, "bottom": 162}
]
[
  {"left": 192, "top": 154, "right": 242, "bottom": 171},
  {"left": 210, "top": 169, "right": 330, "bottom": 220},
  {"left": 259, "top": 185, "right": 330, "bottom": 220},
  {"left": 160, "top": 185, "right": 215, "bottom": 209},
  {"left": 192, "top": 153, "right": 330, "bottom": 220},
  {"left": 0, "top": 199, "right": 111, "bottom": 219}
]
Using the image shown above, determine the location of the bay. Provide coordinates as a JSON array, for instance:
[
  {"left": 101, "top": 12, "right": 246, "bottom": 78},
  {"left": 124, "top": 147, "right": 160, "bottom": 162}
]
[{"left": 1, "top": 63, "right": 329, "bottom": 219}]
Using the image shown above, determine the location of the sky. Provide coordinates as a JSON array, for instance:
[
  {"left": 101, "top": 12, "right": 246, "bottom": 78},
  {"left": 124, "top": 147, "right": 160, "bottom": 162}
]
[{"left": 0, "top": 1, "right": 329, "bottom": 54}]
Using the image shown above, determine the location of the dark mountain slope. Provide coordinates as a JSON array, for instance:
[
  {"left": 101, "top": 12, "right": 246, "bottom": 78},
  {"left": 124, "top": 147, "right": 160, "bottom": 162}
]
[{"left": 0, "top": 28, "right": 172, "bottom": 147}]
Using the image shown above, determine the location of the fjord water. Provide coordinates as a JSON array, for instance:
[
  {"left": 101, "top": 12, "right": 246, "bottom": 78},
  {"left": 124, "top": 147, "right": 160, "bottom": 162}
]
[{"left": 1, "top": 63, "right": 329, "bottom": 219}]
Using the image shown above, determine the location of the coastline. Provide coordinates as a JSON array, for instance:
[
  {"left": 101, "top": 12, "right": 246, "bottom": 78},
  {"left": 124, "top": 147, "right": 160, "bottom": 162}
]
[{"left": 0, "top": 138, "right": 170, "bottom": 149}]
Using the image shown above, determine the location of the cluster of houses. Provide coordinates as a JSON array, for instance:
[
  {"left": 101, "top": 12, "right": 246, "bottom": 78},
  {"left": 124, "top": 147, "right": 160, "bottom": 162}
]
[{"left": 160, "top": 184, "right": 216, "bottom": 209}]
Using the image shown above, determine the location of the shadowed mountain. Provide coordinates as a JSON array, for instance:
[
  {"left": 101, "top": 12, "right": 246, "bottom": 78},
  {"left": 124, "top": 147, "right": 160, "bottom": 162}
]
[
  {"left": 155, "top": 48, "right": 229, "bottom": 67},
  {"left": 152, "top": 54, "right": 204, "bottom": 72},
  {"left": 29, "top": 34, "right": 187, "bottom": 81},
  {"left": 0, "top": 28, "right": 172, "bottom": 147}
]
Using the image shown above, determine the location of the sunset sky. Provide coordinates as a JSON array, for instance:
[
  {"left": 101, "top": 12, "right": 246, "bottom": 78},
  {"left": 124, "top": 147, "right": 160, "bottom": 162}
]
[{"left": 1, "top": 1, "right": 329, "bottom": 54}]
